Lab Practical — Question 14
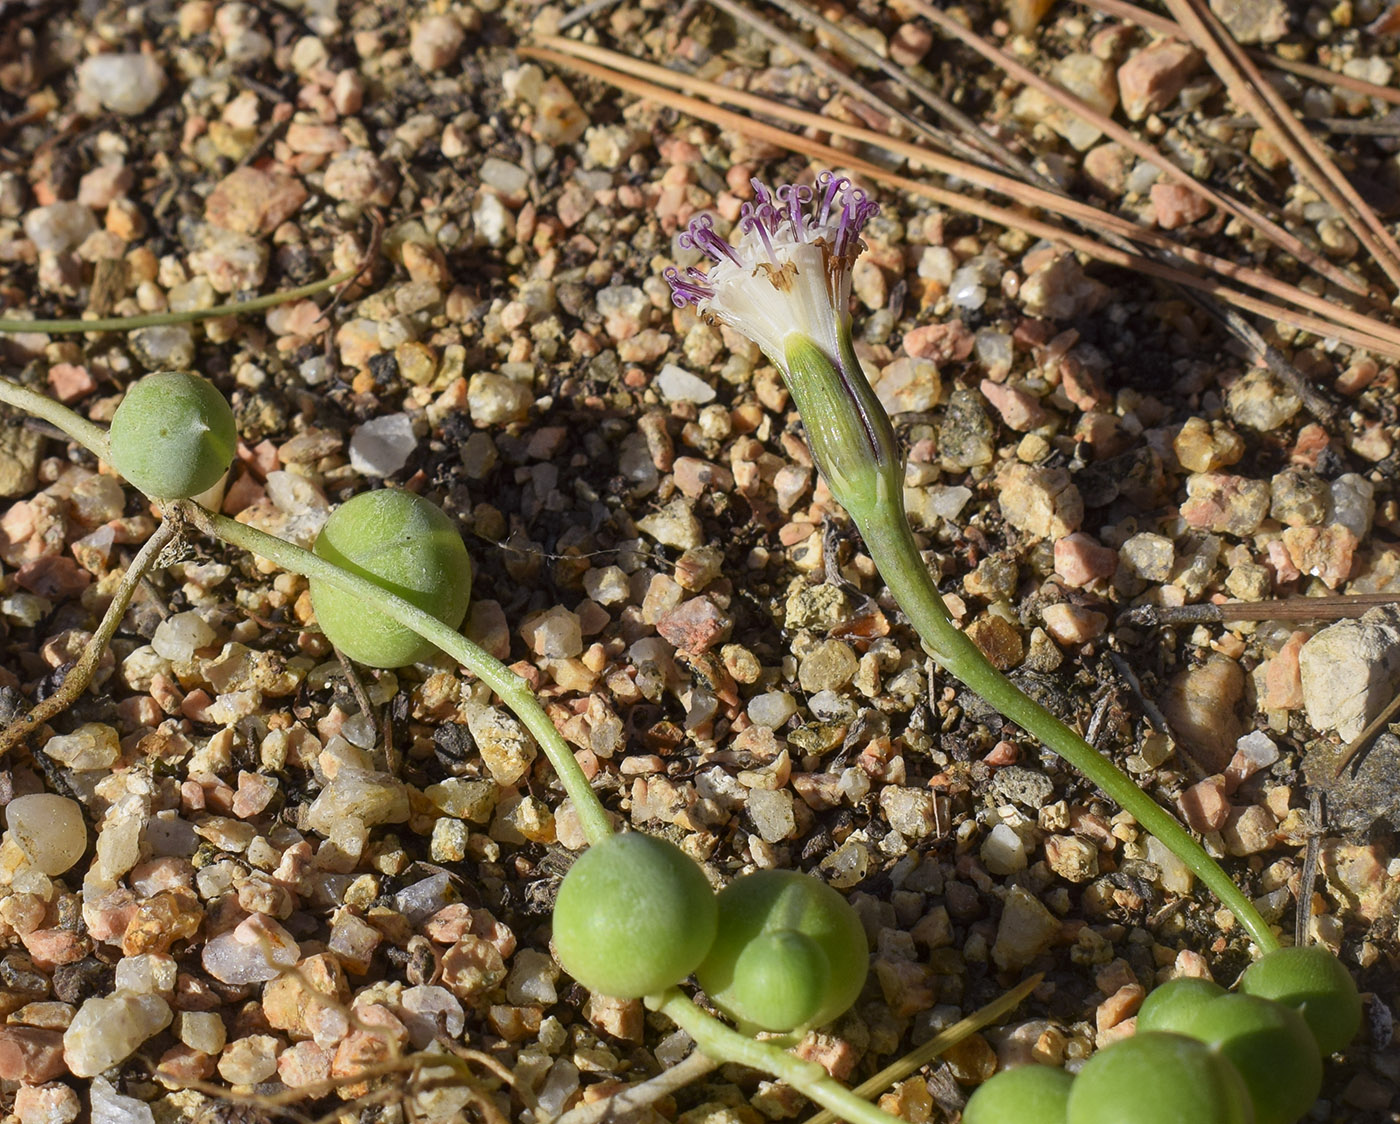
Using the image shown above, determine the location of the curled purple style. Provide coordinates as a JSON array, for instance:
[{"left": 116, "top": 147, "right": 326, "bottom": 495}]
[{"left": 664, "top": 171, "right": 878, "bottom": 310}]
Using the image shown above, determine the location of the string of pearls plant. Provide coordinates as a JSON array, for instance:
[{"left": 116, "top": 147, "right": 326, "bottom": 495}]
[{"left": 0, "top": 170, "right": 1364, "bottom": 1123}]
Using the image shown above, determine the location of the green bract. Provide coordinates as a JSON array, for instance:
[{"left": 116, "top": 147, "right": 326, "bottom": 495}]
[
  {"left": 552, "top": 832, "right": 718, "bottom": 999},
  {"left": 1136, "top": 977, "right": 1226, "bottom": 1034},
  {"left": 309, "top": 489, "right": 471, "bottom": 668},
  {"left": 697, "top": 869, "right": 867, "bottom": 1032},
  {"left": 1238, "top": 946, "right": 1362, "bottom": 1056},
  {"left": 108, "top": 371, "right": 238, "bottom": 499},
  {"left": 1066, "top": 1032, "right": 1255, "bottom": 1124},
  {"left": 963, "top": 1065, "right": 1074, "bottom": 1124},
  {"left": 1177, "top": 993, "right": 1321, "bottom": 1124}
]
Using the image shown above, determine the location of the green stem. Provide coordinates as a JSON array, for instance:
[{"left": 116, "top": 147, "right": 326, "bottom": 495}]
[
  {"left": 0, "top": 376, "right": 111, "bottom": 460},
  {"left": 0, "top": 270, "right": 357, "bottom": 334},
  {"left": 0, "top": 372, "right": 615, "bottom": 846},
  {"left": 651, "top": 990, "right": 902, "bottom": 1124},
  {"left": 175, "top": 501, "right": 615, "bottom": 847},
  {"left": 853, "top": 508, "right": 1279, "bottom": 953}
]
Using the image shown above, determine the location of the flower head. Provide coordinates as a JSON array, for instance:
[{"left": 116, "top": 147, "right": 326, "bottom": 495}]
[
  {"left": 664, "top": 172, "right": 900, "bottom": 517},
  {"left": 665, "top": 171, "right": 878, "bottom": 366}
]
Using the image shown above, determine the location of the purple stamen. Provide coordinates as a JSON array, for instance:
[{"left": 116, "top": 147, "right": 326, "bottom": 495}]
[
  {"left": 830, "top": 185, "right": 878, "bottom": 259},
  {"left": 678, "top": 214, "right": 740, "bottom": 266},
  {"left": 664, "top": 170, "right": 878, "bottom": 312},
  {"left": 664, "top": 266, "right": 714, "bottom": 308},
  {"left": 816, "top": 172, "right": 850, "bottom": 229},
  {"left": 740, "top": 205, "right": 778, "bottom": 264},
  {"left": 776, "top": 183, "right": 813, "bottom": 241}
]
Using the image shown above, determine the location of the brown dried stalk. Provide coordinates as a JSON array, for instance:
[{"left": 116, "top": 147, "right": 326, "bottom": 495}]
[
  {"left": 901, "top": 0, "right": 1374, "bottom": 299},
  {"left": 1081, "top": 0, "right": 1400, "bottom": 107},
  {"left": 527, "top": 40, "right": 1400, "bottom": 359},
  {"left": 1165, "top": 0, "right": 1400, "bottom": 292}
]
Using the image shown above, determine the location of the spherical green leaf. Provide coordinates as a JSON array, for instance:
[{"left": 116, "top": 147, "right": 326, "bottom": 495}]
[
  {"left": 698, "top": 869, "right": 867, "bottom": 1032},
  {"left": 108, "top": 371, "right": 237, "bottom": 499},
  {"left": 726, "top": 930, "right": 829, "bottom": 1033},
  {"left": 1136, "top": 977, "right": 1226, "bottom": 1035},
  {"left": 553, "top": 832, "right": 718, "bottom": 999},
  {"left": 964, "top": 1066, "right": 1074, "bottom": 1124},
  {"left": 1067, "top": 1033, "right": 1255, "bottom": 1124},
  {"left": 309, "top": 489, "right": 471, "bottom": 668},
  {"left": 1178, "top": 993, "right": 1321, "bottom": 1124},
  {"left": 1239, "top": 946, "right": 1362, "bottom": 1057}
]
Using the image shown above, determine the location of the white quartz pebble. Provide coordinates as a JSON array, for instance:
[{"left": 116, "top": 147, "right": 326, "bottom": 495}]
[{"left": 5, "top": 794, "right": 87, "bottom": 875}]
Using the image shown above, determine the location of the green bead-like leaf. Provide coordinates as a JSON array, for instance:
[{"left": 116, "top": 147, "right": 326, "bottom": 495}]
[
  {"left": 1067, "top": 1033, "right": 1255, "bottom": 1124},
  {"left": 309, "top": 489, "right": 471, "bottom": 668},
  {"left": 1177, "top": 993, "right": 1321, "bottom": 1124},
  {"left": 698, "top": 869, "right": 867, "bottom": 1032},
  {"left": 553, "top": 832, "right": 718, "bottom": 999},
  {"left": 726, "top": 930, "right": 829, "bottom": 1033},
  {"left": 964, "top": 1066, "right": 1074, "bottom": 1124},
  {"left": 1136, "top": 977, "right": 1226, "bottom": 1035},
  {"left": 1239, "top": 946, "right": 1362, "bottom": 1056},
  {"left": 108, "top": 371, "right": 237, "bottom": 499}
]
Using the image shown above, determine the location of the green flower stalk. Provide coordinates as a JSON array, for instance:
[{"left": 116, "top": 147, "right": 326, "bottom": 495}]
[
  {"left": 667, "top": 173, "right": 1278, "bottom": 953},
  {"left": 668, "top": 175, "right": 901, "bottom": 515}
]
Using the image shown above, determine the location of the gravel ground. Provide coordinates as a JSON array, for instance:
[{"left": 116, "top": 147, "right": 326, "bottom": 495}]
[{"left": 0, "top": 0, "right": 1397, "bottom": 1122}]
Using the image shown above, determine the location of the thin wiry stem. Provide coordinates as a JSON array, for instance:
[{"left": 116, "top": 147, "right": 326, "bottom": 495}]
[
  {"left": 1, "top": 518, "right": 177, "bottom": 756},
  {"left": 651, "top": 990, "right": 904, "bottom": 1124},
  {"left": 0, "top": 269, "right": 356, "bottom": 335},
  {"left": 854, "top": 502, "right": 1279, "bottom": 952},
  {"left": 0, "top": 376, "right": 110, "bottom": 460},
  {"left": 802, "top": 975, "right": 1044, "bottom": 1124},
  {"left": 174, "top": 500, "right": 616, "bottom": 847},
  {"left": 555, "top": 1049, "right": 719, "bottom": 1124}
]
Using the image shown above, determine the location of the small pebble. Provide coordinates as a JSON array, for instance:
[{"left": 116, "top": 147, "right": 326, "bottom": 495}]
[
  {"left": 89, "top": 1078, "right": 153, "bottom": 1124},
  {"left": 655, "top": 363, "right": 716, "bottom": 404},
  {"left": 151, "top": 610, "right": 216, "bottom": 662},
  {"left": 1299, "top": 606, "right": 1400, "bottom": 740},
  {"left": 798, "top": 639, "right": 859, "bottom": 693},
  {"left": 410, "top": 15, "right": 465, "bottom": 72},
  {"left": 1045, "top": 835, "right": 1099, "bottom": 883},
  {"left": 5, "top": 794, "right": 86, "bottom": 875},
  {"left": 348, "top": 413, "right": 416, "bottom": 476},
  {"left": 25, "top": 201, "right": 100, "bottom": 256},
  {"left": 217, "top": 1034, "right": 280, "bottom": 1085},
  {"left": 201, "top": 914, "right": 300, "bottom": 985},
  {"left": 77, "top": 53, "right": 167, "bottom": 115},
  {"left": 64, "top": 993, "right": 172, "bottom": 1078},
  {"left": 42, "top": 723, "right": 119, "bottom": 771},
  {"left": 1117, "top": 40, "right": 1202, "bottom": 121},
  {"left": 747, "top": 690, "right": 797, "bottom": 729},
  {"left": 14, "top": 1084, "right": 80, "bottom": 1124},
  {"left": 981, "top": 824, "right": 1028, "bottom": 875},
  {"left": 991, "top": 886, "right": 1060, "bottom": 971}
]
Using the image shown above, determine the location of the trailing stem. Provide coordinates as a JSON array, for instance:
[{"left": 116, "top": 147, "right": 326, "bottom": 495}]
[
  {"left": 1, "top": 373, "right": 613, "bottom": 844},
  {"left": 814, "top": 342, "right": 1280, "bottom": 954},
  {"left": 651, "top": 989, "right": 908, "bottom": 1124},
  {"left": 0, "top": 517, "right": 177, "bottom": 755},
  {"left": 652, "top": 978, "right": 1041, "bottom": 1124},
  {"left": 0, "top": 269, "right": 357, "bottom": 335},
  {"left": 0, "top": 376, "right": 111, "bottom": 461},
  {"left": 3, "top": 370, "right": 1034, "bottom": 1124},
  {"left": 173, "top": 501, "right": 616, "bottom": 848}
]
